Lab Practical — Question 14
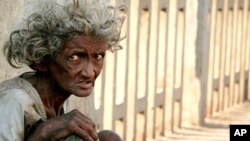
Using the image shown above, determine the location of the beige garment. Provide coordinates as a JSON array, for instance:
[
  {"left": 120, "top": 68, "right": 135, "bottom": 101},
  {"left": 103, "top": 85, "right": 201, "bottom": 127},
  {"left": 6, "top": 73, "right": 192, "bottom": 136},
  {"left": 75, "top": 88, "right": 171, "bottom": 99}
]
[{"left": 0, "top": 77, "right": 83, "bottom": 141}]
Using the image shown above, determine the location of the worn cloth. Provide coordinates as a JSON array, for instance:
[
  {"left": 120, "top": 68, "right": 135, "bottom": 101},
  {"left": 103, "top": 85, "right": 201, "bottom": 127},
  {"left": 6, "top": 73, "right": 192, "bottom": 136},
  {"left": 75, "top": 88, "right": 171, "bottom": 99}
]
[{"left": 0, "top": 77, "right": 83, "bottom": 141}]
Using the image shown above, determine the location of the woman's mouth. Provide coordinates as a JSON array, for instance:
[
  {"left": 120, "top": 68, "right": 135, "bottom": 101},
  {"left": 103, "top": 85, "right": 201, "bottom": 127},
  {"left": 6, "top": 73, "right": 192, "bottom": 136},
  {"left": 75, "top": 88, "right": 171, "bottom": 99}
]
[{"left": 78, "top": 81, "right": 93, "bottom": 89}]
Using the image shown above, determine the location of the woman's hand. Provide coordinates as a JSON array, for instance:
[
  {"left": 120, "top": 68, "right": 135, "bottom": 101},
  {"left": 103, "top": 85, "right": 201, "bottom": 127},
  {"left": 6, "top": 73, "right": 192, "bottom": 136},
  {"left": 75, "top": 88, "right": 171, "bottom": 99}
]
[{"left": 26, "top": 109, "right": 98, "bottom": 141}]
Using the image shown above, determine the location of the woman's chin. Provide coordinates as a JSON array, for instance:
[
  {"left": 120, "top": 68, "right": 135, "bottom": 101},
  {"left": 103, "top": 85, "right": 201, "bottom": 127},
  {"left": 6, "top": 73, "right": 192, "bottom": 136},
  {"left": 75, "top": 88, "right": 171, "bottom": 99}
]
[{"left": 73, "top": 89, "right": 93, "bottom": 97}]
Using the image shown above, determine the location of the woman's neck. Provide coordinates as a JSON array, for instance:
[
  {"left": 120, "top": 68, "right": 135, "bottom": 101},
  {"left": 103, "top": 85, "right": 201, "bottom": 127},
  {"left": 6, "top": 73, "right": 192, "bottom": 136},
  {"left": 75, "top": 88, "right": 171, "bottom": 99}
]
[{"left": 21, "top": 72, "right": 71, "bottom": 118}]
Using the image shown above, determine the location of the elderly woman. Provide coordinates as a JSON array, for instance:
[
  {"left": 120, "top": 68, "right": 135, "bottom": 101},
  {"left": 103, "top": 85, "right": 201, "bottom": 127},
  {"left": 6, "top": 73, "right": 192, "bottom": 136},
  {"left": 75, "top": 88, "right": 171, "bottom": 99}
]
[{"left": 0, "top": 0, "right": 125, "bottom": 141}]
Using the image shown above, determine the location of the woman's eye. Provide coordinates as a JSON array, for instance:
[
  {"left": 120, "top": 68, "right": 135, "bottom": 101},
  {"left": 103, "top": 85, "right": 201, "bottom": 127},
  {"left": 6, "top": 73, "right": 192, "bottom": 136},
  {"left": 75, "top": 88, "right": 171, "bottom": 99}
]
[
  {"left": 95, "top": 54, "right": 104, "bottom": 60},
  {"left": 68, "top": 54, "right": 80, "bottom": 61}
]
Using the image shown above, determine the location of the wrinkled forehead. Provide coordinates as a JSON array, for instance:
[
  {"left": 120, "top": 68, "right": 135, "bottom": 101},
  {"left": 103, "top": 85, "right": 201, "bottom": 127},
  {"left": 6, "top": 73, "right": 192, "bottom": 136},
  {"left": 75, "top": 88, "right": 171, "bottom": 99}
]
[{"left": 63, "top": 34, "right": 108, "bottom": 52}]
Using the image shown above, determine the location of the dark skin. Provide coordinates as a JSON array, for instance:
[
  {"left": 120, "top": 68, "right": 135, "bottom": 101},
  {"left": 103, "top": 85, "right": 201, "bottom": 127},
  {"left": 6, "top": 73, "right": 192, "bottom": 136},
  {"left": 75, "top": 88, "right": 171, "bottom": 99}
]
[{"left": 24, "top": 34, "right": 110, "bottom": 141}]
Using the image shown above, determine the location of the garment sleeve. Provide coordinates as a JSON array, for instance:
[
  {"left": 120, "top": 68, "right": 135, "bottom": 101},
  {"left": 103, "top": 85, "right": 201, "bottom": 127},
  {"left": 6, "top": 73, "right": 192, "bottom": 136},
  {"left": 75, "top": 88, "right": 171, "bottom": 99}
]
[{"left": 0, "top": 89, "right": 42, "bottom": 141}]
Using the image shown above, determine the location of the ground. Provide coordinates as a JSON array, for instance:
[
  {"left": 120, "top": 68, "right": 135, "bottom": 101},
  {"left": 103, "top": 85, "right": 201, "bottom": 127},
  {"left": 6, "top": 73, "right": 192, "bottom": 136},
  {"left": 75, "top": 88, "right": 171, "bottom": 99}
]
[{"left": 157, "top": 101, "right": 250, "bottom": 141}]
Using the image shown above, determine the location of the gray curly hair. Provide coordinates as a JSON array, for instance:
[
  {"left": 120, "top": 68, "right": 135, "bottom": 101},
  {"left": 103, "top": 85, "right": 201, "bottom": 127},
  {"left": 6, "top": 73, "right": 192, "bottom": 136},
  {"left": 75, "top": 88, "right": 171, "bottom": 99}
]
[{"left": 3, "top": 0, "right": 126, "bottom": 68}]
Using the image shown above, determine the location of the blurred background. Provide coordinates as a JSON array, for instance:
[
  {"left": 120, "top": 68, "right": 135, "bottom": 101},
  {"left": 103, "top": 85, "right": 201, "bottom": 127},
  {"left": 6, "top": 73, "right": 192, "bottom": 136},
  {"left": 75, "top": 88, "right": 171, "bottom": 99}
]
[{"left": 1, "top": 0, "right": 250, "bottom": 141}]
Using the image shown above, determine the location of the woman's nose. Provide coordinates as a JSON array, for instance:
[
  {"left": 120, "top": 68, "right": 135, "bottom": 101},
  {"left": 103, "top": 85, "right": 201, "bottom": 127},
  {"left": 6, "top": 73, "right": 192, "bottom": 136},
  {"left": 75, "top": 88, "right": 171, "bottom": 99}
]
[{"left": 81, "top": 61, "right": 95, "bottom": 79}]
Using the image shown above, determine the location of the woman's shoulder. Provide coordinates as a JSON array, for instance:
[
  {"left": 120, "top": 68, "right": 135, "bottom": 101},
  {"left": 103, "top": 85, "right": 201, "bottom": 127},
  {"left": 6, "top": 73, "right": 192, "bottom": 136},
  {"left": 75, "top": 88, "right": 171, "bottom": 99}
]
[
  {"left": 0, "top": 73, "right": 39, "bottom": 98},
  {"left": 0, "top": 76, "right": 39, "bottom": 107},
  {"left": 0, "top": 76, "right": 47, "bottom": 119}
]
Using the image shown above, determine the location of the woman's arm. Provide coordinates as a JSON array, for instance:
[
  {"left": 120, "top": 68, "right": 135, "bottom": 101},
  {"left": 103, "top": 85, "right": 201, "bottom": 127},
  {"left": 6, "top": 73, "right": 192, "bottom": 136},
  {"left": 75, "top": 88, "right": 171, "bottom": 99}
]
[{"left": 26, "top": 109, "right": 98, "bottom": 141}]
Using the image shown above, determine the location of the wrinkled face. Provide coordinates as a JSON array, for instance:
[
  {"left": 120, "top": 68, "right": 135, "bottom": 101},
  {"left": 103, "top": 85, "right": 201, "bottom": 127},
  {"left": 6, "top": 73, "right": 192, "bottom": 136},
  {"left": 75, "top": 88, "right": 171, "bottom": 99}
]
[{"left": 48, "top": 34, "right": 107, "bottom": 97}]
